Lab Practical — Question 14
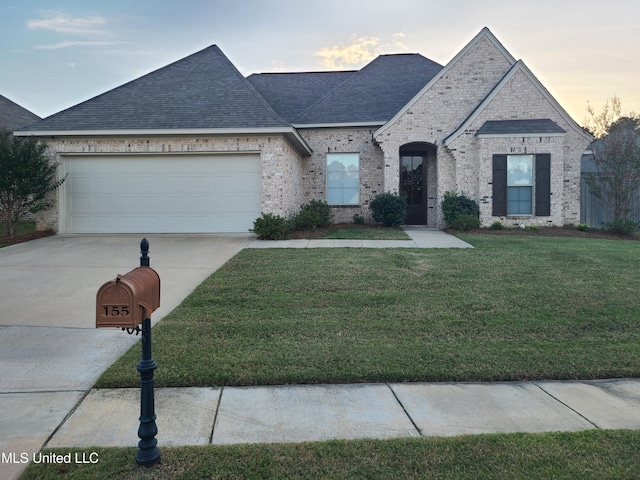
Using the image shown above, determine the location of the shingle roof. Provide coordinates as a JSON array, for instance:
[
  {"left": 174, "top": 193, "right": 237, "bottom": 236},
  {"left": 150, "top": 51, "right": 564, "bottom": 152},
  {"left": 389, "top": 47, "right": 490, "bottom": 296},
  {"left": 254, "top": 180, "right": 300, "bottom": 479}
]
[
  {"left": 0, "top": 95, "right": 41, "bottom": 130},
  {"left": 23, "top": 45, "right": 290, "bottom": 131},
  {"left": 247, "top": 71, "right": 357, "bottom": 123},
  {"left": 20, "top": 47, "right": 443, "bottom": 132},
  {"left": 291, "top": 54, "right": 443, "bottom": 125},
  {"left": 476, "top": 119, "right": 566, "bottom": 135}
]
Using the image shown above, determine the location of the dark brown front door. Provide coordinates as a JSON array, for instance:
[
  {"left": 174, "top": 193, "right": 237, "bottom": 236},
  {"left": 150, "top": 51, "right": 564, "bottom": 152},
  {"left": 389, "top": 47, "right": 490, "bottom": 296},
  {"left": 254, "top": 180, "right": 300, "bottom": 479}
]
[{"left": 401, "top": 154, "right": 426, "bottom": 225}]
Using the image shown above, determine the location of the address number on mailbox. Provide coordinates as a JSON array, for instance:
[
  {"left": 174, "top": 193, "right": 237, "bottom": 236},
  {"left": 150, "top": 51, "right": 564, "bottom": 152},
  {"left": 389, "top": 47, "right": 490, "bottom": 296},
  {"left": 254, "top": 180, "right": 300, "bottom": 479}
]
[{"left": 102, "top": 306, "right": 131, "bottom": 317}]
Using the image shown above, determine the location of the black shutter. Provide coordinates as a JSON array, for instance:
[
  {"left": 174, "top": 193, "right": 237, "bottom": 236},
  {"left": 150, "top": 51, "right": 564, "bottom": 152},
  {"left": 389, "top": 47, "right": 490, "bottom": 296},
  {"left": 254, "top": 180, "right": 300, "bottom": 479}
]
[
  {"left": 492, "top": 154, "right": 507, "bottom": 216},
  {"left": 535, "top": 154, "right": 551, "bottom": 216}
]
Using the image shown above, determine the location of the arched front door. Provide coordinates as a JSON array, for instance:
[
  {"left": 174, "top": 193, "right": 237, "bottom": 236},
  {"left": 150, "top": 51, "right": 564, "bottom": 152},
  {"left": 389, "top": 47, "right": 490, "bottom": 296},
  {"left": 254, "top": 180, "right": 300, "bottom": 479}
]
[{"left": 400, "top": 143, "right": 436, "bottom": 225}]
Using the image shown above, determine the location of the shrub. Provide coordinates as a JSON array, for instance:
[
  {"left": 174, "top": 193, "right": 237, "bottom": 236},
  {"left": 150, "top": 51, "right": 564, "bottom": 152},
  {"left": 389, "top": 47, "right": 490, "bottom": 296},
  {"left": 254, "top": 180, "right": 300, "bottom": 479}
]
[
  {"left": 525, "top": 225, "right": 540, "bottom": 231},
  {"left": 576, "top": 223, "right": 590, "bottom": 232},
  {"left": 369, "top": 192, "right": 407, "bottom": 227},
  {"left": 250, "top": 213, "right": 289, "bottom": 240},
  {"left": 603, "top": 219, "right": 637, "bottom": 236},
  {"left": 441, "top": 192, "right": 480, "bottom": 226},
  {"left": 451, "top": 214, "right": 480, "bottom": 231},
  {"left": 290, "top": 200, "right": 331, "bottom": 231},
  {"left": 489, "top": 221, "right": 505, "bottom": 230},
  {"left": 352, "top": 213, "right": 365, "bottom": 225}
]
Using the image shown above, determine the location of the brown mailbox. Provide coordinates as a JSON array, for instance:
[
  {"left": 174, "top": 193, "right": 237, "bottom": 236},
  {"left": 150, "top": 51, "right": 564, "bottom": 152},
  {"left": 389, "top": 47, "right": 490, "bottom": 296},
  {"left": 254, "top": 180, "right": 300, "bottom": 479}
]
[{"left": 96, "top": 267, "right": 160, "bottom": 328}]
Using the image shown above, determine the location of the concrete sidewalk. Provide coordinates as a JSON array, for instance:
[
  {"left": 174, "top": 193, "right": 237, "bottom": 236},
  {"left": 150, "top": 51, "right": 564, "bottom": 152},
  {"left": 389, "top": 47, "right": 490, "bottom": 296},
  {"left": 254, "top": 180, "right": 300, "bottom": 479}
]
[
  {"left": 246, "top": 228, "right": 474, "bottom": 249},
  {"left": 43, "top": 378, "right": 640, "bottom": 449}
]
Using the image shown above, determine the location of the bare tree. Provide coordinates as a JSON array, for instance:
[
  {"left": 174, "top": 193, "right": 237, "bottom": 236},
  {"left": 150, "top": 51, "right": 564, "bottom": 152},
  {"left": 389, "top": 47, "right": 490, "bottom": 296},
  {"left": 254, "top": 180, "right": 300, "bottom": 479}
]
[{"left": 584, "top": 97, "right": 640, "bottom": 229}]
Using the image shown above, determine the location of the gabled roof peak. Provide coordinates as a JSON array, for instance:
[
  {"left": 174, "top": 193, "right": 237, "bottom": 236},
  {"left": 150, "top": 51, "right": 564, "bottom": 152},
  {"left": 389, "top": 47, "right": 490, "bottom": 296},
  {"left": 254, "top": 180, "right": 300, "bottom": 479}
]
[{"left": 20, "top": 44, "right": 291, "bottom": 132}]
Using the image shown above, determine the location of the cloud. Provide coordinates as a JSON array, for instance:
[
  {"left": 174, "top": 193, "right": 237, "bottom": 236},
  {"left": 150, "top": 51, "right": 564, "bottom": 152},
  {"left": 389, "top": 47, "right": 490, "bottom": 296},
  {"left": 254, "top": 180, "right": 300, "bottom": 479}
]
[
  {"left": 392, "top": 32, "right": 408, "bottom": 50},
  {"left": 27, "top": 13, "right": 108, "bottom": 35},
  {"left": 35, "top": 41, "right": 121, "bottom": 50},
  {"left": 315, "top": 36, "right": 380, "bottom": 70}
]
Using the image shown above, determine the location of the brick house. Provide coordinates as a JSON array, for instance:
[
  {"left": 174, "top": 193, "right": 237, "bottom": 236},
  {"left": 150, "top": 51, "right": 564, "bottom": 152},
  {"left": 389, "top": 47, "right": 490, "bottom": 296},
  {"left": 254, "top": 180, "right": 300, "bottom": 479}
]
[{"left": 16, "top": 27, "right": 591, "bottom": 234}]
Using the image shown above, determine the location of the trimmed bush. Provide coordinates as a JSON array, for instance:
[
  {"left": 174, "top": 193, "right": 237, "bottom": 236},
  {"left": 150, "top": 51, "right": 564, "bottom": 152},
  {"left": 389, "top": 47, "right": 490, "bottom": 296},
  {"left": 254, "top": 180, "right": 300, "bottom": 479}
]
[
  {"left": 352, "top": 213, "right": 365, "bottom": 225},
  {"left": 451, "top": 214, "right": 480, "bottom": 231},
  {"left": 603, "top": 219, "right": 637, "bottom": 236},
  {"left": 489, "top": 221, "right": 505, "bottom": 230},
  {"left": 291, "top": 200, "right": 331, "bottom": 231},
  {"left": 369, "top": 192, "right": 407, "bottom": 227},
  {"left": 250, "top": 213, "right": 289, "bottom": 240},
  {"left": 441, "top": 191, "right": 480, "bottom": 226}
]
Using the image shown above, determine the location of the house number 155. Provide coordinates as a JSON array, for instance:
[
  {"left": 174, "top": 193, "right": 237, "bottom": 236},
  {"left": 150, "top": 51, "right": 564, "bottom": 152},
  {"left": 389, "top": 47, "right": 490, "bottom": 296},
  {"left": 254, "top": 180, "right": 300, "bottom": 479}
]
[{"left": 103, "top": 306, "right": 130, "bottom": 316}]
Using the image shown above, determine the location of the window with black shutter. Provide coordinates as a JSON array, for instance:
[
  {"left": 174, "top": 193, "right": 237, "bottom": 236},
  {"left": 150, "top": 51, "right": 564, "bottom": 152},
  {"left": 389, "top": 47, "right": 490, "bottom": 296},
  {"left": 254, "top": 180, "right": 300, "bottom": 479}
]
[
  {"left": 492, "top": 153, "right": 551, "bottom": 217},
  {"left": 492, "top": 155, "right": 507, "bottom": 216}
]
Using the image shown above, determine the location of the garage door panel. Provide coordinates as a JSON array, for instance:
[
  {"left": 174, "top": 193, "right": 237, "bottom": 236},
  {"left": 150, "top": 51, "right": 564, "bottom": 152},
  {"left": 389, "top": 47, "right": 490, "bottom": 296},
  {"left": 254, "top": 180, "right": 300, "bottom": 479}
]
[{"left": 64, "top": 154, "right": 261, "bottom": 233}]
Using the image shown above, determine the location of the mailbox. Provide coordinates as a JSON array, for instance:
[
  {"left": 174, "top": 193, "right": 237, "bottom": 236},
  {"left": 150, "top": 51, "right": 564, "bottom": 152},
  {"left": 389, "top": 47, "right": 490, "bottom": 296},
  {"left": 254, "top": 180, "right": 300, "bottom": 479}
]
[{"left": 96, "top": 267, "right": 160, "bottom": 328}]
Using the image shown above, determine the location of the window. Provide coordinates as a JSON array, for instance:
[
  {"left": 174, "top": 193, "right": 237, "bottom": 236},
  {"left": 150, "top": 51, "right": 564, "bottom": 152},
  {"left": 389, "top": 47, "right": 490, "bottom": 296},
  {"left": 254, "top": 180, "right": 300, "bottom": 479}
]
[
  {"left": 327, "top": 153, "right": 359, "bottom": 205},
  {"left": 492, "top": 154, "right": 550, "bottom": 217},
  {"left": 507, "top": 155, "right": 533, "bottom": 215}
]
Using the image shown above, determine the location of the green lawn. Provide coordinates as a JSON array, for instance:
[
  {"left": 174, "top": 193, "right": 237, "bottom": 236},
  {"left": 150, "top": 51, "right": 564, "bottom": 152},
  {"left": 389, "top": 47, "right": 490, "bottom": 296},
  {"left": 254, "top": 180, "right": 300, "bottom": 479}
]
[
  {"left": 0, "top": 221, "right": 37, "bottom": 246},
  {"left": 323, "top": 226, "right": 409, "bottom": 239},
  {"left": 19, "top": 430, "right": 640, "bottom": 479},
  {"left": 97, "top": 234, "right": 640, "bottom": 388}
]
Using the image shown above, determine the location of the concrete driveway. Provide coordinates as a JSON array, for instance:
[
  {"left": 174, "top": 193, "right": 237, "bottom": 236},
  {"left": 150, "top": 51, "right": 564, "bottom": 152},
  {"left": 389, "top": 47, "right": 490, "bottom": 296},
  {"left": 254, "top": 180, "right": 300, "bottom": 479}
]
[{"left": 0, "top": 234, "right": 252, "bottom": 480}]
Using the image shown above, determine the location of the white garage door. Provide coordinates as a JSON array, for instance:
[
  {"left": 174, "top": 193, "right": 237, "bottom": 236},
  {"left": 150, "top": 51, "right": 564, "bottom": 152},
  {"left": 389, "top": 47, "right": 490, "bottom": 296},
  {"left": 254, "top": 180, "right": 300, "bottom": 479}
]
[{"left": 64, "top": 154, "right": 261, "bottom": 233}]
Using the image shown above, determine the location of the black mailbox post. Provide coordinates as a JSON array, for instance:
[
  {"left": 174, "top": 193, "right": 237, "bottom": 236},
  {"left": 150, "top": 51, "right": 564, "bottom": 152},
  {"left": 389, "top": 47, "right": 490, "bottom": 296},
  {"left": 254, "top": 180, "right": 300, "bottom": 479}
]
[{"left": 96, "top": 238, "right": 161, "bottom": 467}]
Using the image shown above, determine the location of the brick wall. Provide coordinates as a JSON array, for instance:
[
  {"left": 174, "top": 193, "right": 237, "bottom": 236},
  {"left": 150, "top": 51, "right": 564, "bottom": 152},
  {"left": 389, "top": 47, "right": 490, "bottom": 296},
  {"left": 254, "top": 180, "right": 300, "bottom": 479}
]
[
  {"left": 298, "top": 128, "right": 384, "bottom": 223},
  {"left": 37, "top": 135, "right": 304, "bottom": 231},
  {"left": 445, "top": 68, "right": 591, "bottom": 227},
  {"left": 374, "top": 34, "right": 590, "bottom": 228},
  {"left": 374, "top": 35, "right": 515, "bottom": 227}
]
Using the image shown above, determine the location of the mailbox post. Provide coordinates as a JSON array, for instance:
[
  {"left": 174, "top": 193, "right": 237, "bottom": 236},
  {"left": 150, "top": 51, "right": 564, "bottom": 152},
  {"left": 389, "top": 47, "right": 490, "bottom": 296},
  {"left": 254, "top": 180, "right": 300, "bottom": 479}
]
[
  {"left": 96, "top": 238, "right": 161, "bottom": 467},
  {"left": 135, "top": 238, "right": 161, "bottom": 466}
]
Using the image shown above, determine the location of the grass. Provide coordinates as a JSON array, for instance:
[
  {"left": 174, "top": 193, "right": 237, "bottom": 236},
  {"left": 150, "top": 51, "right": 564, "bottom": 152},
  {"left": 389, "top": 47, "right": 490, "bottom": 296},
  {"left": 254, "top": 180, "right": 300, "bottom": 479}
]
[
  {"left": 19, "top": 430, "right": 640, "bottom": 479},
  {"left": 0, "top": 221, "right": 36, "bottom": 236},
  {"left": 0, "top": 221, "right": 37, "bottom": 247},
  {"left": 322, "top": 226, "right": 409, "bottom": 240},
  {"left": 97, "top": 234, "right": 640, "bottom": 388}
]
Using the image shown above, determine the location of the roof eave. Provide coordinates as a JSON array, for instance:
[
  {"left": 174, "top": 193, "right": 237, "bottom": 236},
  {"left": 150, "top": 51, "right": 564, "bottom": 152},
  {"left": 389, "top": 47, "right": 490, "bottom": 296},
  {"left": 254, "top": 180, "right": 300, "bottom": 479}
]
[
  {"left": 293, "top": 121, "right": 385, "bottom": 129},
  {"left": 476, "top": 132, "right": 567, "bottom": 139}
]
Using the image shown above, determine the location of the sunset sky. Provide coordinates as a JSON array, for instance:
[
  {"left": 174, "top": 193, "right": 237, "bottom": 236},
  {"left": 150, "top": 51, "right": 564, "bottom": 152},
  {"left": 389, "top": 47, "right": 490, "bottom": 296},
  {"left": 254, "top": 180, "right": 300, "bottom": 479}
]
[{"left": 1, "top": 0, "right": 638, "bottom": 126}]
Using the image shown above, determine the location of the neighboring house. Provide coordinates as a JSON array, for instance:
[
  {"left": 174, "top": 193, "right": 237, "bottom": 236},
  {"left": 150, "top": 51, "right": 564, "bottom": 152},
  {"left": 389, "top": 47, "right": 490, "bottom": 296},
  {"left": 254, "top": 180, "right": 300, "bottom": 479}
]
[
  {"left": 0, "top": 94, "right": 41, "bottom": 130},
  {"left": 15, "top": 27, "right": 592, "bottom": 234}
]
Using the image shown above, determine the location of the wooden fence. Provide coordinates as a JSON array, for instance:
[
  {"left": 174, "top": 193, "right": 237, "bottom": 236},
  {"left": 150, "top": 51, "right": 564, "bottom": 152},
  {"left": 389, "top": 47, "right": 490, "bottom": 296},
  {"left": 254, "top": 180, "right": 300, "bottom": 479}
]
[{"left": 580, "top": 175, "right": 640, "bottom": 228}]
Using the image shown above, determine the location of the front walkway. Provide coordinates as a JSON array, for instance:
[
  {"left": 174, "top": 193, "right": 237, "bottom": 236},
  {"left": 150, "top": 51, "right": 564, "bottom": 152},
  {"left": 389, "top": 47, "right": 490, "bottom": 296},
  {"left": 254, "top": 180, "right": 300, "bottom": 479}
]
[{"left": 246, "top": 228, "right": 473, "bottom": 249}]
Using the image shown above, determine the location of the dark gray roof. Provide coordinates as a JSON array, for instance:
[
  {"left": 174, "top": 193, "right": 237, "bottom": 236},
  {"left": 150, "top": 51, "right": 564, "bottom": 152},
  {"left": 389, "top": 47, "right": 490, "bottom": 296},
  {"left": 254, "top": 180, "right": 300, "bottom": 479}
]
[
  {"left": 22, "top": 45, "right": 290, "bottom": 131},
  {"left": 247, "top": 71, "right": 357, "bottom": 123},
  {"left": 291, "top": 54, "right": 443, "bottom": 125},
  {"left": 20, "top": 47, "right": 444, "bottom": 132},
  {"left": 0, "top": 95, "right": 41, "bottom": 130},
  {"left": 477, "top": 119, "right": 566, "bottom": 135}
]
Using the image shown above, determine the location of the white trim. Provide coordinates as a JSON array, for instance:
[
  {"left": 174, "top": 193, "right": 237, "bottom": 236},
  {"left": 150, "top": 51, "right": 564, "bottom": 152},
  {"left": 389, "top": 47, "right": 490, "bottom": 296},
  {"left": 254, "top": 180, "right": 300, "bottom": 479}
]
[
  {"left": 293, "top": 122, "right": 385, "bottom": 129},
  {"left": 14, "top": 127, "right": 294, "bottom": 136},
  {"left": 375, "top": 27, "right": 516, "bottom": 138},
  {"left": 476, "top": 132, "right": 566, "bottom": 139}
]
